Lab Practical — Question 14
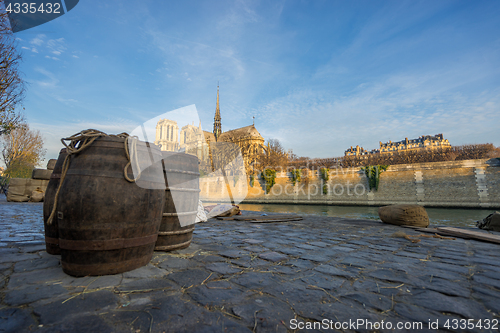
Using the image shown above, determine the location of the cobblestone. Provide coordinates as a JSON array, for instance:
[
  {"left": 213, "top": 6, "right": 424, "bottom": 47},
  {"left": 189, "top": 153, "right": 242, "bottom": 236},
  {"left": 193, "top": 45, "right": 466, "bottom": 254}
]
[{"left": 1, "top": 196, "right": 500, "bottom": 332}]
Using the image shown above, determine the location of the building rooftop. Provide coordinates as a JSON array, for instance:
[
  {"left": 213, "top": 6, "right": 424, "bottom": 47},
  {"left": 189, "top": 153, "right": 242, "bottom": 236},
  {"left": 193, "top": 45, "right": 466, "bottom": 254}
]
[{"left": 218, "top": 125, "right": 264, "bottom": 141}]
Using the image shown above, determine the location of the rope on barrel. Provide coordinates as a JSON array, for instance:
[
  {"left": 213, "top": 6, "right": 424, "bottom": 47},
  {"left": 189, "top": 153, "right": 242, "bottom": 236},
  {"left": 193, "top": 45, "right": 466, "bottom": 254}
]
[
  {"left": 124, "top": 136, "right": 142, "bottom": 182},
  {"left": 47, "top": 129, "right": 139, "bottom": 225}
]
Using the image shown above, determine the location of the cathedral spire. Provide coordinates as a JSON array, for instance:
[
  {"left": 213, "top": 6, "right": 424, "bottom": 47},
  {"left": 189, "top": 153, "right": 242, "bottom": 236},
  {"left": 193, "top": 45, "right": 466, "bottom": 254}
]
[{"left": 213, "top": 83, "right": 222, "bottom": 141}]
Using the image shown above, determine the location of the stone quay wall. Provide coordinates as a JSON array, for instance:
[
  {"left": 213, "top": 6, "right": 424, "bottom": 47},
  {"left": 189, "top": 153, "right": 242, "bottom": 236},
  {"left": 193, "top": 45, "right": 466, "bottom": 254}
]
[{"left": 200, "top": 158, "right": 500, "bottom": 209}]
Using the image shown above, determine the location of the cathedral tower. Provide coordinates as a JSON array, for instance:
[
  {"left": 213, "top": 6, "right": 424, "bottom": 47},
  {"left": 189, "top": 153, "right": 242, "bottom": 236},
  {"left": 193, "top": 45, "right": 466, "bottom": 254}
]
[
  {"left": 154, "top": 119, "right": 179, "bottom": 151},
  {"left": 213, "top": 84, "right": 222, "bottom": 141}
]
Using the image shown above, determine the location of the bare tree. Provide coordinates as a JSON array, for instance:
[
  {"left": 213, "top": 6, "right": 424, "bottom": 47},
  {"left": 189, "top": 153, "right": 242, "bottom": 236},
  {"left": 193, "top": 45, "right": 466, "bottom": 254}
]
[
  {"left": 257, "top": 139, "right": 288, "bottom": 172},
  {"left": 1, "top": 123, "right": 45, "bottom": 178},
  {"left": 210, "top": 141, "right": 245, "bottom": 176},
  {"left": 488, "top": 145, "right": 500, "bottom": 158},
  {"left": 0, "top": 2, "right": 26, "bottom": 135}
]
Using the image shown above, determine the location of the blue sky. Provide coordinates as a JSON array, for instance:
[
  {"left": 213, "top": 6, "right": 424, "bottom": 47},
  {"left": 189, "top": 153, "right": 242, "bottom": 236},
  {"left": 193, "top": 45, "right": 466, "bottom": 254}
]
[{"left": 12, "top": 0, "right": 500, "bottom": 162}]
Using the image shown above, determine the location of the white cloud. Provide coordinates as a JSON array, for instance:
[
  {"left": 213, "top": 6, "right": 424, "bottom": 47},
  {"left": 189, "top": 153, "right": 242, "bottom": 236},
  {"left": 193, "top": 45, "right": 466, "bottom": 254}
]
[
  {"left": 30, "top": 34, "right": 45, "bottom": 46},
  {"left": 47, "top": 38, "right": 66, "bottom": 56},
  {"left": 55, "top": 97, "right": 78, "bottom": 104},
  {"left": 216, "top": 0, "right": 260, "bottom": 32},
  {"left": 254, "top": 63, "right": 500, "bottom": 157},
  {"left": 24, "top": 35, "right": 68, "bottom": 58},
  {"left": 32, "top": 67, "right": 59, "bottom": 88},
  {"left": 145, "top": 26, "right": 248, "bottom": 83},
  {"left": 72, "top": 55, "right": 79, "bottom": 58}
]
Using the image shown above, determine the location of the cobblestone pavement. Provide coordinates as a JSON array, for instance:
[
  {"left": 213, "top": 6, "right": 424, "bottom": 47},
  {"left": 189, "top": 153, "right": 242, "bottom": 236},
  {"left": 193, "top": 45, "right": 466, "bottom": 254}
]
[{"left": 1, "top": 196, "right": 500, "bottom": 332}]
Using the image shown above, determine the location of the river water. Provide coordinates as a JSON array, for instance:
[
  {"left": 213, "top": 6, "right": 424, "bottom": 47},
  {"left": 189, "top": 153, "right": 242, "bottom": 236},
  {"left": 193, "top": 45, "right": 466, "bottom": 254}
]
[{"left": 238, "top": 203, "right": 497, "bottom": 228}]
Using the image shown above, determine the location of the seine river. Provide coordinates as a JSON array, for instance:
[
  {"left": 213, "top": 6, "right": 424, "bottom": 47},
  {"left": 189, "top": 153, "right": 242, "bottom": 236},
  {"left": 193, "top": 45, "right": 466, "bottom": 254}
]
[{"left": 238, "top": 203, "right": 496, "bottom": 228}]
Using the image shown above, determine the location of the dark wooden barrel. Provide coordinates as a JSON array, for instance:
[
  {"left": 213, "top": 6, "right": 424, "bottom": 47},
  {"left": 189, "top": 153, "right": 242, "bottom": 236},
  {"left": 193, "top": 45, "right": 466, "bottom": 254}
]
[
  {"left": 57, "top": 136, "right": 165, "bottom": 276},
  {"left": 155, "top": 152, "right": 200, "bottom": 251},
  {"left": 43, "top": 148, "right": 67, "bottom": 255}
]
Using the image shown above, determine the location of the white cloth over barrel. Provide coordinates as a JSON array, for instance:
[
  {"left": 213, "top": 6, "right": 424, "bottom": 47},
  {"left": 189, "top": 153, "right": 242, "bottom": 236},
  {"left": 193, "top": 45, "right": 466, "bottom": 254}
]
[{"left": 195, "top": 200, "right": 207, "bottom": 223}]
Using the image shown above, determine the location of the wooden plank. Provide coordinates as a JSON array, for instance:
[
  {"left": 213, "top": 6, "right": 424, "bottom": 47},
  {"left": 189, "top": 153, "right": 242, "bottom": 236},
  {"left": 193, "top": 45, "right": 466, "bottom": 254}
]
[
  {"left": 216, "top": 215, "right": 262, "bottom": 221},
  {"left": 216, "top": 215, "right": 259, "bottom": 220},
  {"left": 401, "top": 226, "right": 440, "bottom": 234},
  {"left": 436, "top": 227, "right": 500, "bottom": 244},
  {"left": 248, "top": 217, "right": 303, "bottom": 223},
  {"left": 217, "top": 214, "right": 302, "bottom": 221}
]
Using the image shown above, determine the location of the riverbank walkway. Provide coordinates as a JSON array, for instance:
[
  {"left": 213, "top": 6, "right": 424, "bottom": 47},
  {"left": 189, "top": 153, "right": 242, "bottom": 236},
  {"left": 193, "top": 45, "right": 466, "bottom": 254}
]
[{"left": 1, "top": 196, "right": 500, "bottom": 332}]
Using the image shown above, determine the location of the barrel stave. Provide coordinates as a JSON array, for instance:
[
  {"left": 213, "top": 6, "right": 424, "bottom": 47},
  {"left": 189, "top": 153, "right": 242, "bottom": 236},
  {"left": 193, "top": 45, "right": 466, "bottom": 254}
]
[
  {"left": 155, "top": 151, "right": 199, "bottom": 252},
  {"left": 43, "top": 148, "right": 67, "bottom": 255}
]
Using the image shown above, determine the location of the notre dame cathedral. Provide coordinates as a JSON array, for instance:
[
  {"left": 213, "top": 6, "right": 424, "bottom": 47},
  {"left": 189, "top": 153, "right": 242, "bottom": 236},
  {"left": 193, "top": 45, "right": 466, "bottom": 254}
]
[{"left": 154, "top": 85, "right": 265, "bottom": 172}]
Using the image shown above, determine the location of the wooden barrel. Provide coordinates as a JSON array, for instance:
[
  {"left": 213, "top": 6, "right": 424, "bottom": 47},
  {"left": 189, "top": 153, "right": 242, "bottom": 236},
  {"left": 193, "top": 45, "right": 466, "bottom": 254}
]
[
  {"left": 155, "top": 151, "right": 200, "bottom": 251},
  {"left": 57, "top": 136, "right": 165, "bottom": 276},
  {"left": 43, "top": 148, "right": 67, "bottom": 255}
]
